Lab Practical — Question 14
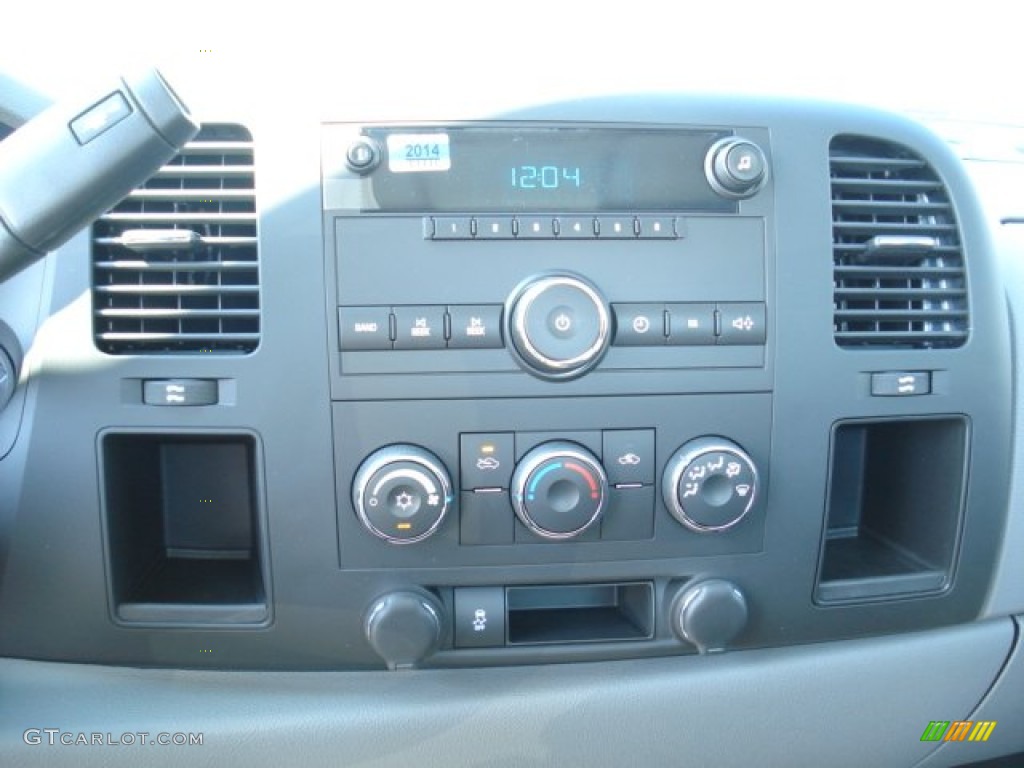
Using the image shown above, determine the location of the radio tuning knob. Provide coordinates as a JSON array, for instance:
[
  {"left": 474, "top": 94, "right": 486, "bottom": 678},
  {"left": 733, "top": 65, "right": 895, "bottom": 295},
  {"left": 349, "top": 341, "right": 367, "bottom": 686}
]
[
  {"left": 506, "top": 272, "right": 612, "bottom": 380},
  {"left": 705, "top": 138, "right": 768, "bottom": 199},
  {"left": 352, "top": 445, "right": 453, "bottom": 544},
  {"left": 511, "top": 441, "right": 609, "bottom": 539}
]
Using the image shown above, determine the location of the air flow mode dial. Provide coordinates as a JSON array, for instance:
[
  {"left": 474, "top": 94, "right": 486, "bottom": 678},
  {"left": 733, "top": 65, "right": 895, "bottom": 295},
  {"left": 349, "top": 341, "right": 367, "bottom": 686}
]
[{"left": 663, "top": 437, "right": 759, "bottom": 532}]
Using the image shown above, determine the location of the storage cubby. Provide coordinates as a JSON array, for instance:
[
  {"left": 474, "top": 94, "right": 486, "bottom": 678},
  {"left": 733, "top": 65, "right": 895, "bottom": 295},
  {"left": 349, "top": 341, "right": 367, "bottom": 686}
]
[
  {"left": 506, "top": 583, "right": 653, "bottom": 644},
  {"left": 816, "top": 418, "right": 968, "bottom": 603},
  {"left": 101, "top": 433, "right": 268, "bottom": 624}
]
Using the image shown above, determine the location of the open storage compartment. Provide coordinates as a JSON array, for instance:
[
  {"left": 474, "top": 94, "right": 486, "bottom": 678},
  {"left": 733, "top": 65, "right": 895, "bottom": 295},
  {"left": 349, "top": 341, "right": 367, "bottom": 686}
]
[
  {"left": 506, "top": 582, "right": 654, "bottom": 644},
  {"left": 815, "top": 417, "right": 968, "bottom": 603},
  {"left": 101, "top": 433, "right": 268, "bottom": 625}
]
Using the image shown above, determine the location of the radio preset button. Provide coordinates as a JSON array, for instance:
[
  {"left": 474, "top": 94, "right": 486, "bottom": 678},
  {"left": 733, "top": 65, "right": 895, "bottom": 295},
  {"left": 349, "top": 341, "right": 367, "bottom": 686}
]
[
  {"left": 717, "top": 303, "right": 766, "bottom": 345},
  {"left": 556, "top": 216, "right": 596, "bottom": 239},
  {"left": 613, "top": 304, "right": 666, "bottom": 347},
  {"left": 516, "top": 216, "right": 555, "bottom": 239},
  {"left": 475, "top": 217, "right": 514, "bottom": 239},
  {"left": 666, "top": 303, "right": 716, "bottom": 346},
  {"left": 448, "top": 305, "right": 503, "bottom": 349},
  {"left": 432, "top": 217, "right": 474, "bottom": 240},
  {"left": 637, "top": 216, "right": 678, "bottom": 239},
  {"left": 339, "top": 306, "right": 393, "bottom": 351},
  {"left": 393, "top": 306, "right": 446, "bottom": 350},
  {"left": 597, "top": 216, "right": 637, "bottom": 238},
  {"left": 508, "top": 274, "right": 612, "bottom": 379}
]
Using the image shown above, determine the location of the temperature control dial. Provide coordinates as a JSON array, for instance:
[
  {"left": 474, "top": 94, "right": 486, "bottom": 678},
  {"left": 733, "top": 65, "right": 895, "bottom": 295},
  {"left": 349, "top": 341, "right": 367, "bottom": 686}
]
[
  {"left": 352, "top": 445, "right": 453, "bottom": 544},
  {"left": 663, "top": 437, "right": 759, "bottom": 532},
  {"left": 511, "top": 441, "right": 608, "bottom": 539},
  {"left": 506, "top": 273, "right": 611, "bottom": 380}
]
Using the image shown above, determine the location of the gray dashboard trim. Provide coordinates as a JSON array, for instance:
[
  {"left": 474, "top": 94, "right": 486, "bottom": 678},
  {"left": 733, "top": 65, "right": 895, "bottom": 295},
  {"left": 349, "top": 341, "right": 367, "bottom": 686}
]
[{"left": 0, "top": 618, "right": 1015, "bottom": 768}]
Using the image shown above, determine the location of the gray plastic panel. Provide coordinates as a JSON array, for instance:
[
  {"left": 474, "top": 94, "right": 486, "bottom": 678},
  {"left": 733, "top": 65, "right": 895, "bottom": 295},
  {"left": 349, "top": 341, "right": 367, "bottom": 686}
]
[
  {"left": 0, "top": 618, "right": 1013, "bottom": 768},
  {"left": 0, "top": 95, "right": 1013, "bottom": 673},
  {"left": 984, "top": 219, "right": 1024, "bottom": 618},
  {"left": 915, "top": 617, "right": 1024, "bottom": 767}
]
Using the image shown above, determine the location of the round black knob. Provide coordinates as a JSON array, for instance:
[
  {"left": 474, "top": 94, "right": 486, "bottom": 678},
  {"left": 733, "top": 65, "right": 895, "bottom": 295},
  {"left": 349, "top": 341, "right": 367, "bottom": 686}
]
[
  {"left": 352, "top": 445, "right": 453, "bottom": 544},
  {"left": 364, "top": 591, "right": 444, "bottom": 670},
  {"left": 662, "top": 437, "right": 759, "bottom": 532},
  {"left": 506, "top": 273, "right": 611, "bottom": 380},
  {"left": 511, "top": 441, "right": 608, "bottom": 539},
  {"left": 345, "top": 136, "right": 381, "bottom": 174},
  {"left": 705, "top": 138, "right": 767, "bottom": 199},
  {"left": 671, "top": 579, "right": 748, "bottom": 653}
]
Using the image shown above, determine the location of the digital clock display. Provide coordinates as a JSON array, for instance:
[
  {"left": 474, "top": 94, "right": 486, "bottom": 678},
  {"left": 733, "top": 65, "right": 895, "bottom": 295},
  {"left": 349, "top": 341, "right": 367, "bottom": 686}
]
[{"left": 359, "top": 126, "right": 733, "bottom": 213}]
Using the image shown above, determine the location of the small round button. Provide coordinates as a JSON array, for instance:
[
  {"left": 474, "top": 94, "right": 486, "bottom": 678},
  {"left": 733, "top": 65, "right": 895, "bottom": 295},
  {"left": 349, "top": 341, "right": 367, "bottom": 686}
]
[
  {"left": 345, "top": 136, "right": 381, "bottom": 174},
  {"left": 352, "top": 445, "right": 453, "bottom": 544},
  {"left": 511, "top": 441, "right": 609, "bottom": 539},
  {"left": 507, "top": 273, "right": 611, "bottom": 380},
  {"left": 662, "top": 437, "right": 759, "bottom": 532},
  {"left": 705, "top": 138, "right": 768, "bottom": 199}
]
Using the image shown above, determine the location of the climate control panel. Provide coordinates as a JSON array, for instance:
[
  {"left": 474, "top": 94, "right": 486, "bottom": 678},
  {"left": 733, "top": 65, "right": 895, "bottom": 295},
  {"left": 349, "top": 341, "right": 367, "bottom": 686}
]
[{"left": 339, "top": 393, "right": 772, "bottom": 569}]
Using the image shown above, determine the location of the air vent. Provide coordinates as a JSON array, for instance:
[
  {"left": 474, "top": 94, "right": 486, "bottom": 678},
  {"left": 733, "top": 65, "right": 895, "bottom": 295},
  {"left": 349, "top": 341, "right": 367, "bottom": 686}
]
[
  {"left": 830, "top": 135, "right": 968, "bottom": 349},
  {"left": 92, "top": 124, "right": 259, "bottom": 354}
]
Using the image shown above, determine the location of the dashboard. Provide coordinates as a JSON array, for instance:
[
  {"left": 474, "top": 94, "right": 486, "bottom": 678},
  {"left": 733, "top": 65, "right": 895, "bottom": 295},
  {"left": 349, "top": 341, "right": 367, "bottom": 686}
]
[{"left": 0, "top": 37, "right": 1023, "bottom": 767}]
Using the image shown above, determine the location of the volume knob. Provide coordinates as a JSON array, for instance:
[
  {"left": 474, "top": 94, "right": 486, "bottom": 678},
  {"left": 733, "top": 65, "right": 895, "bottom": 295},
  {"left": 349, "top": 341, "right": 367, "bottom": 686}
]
[{"left": 506, "top": 273, "right": 611, "bottom": 380}]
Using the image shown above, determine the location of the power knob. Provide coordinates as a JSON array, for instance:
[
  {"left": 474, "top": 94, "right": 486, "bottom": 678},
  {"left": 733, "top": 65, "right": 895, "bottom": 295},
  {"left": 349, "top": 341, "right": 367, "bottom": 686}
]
[
  {"left": 506, "top": 273, "right": 612, "bottom": 380},
  {"left": 705, "top": 138, "right": 768, "bottom": 199},
  {"left": 352, "top": 445, "right": 453, "bottom": 544},
  {"left": 511, "top": 441, "right": 609, "bottom": 539},
  {"left": 662, "top": 437, "right": 759, "bottom": 532}
]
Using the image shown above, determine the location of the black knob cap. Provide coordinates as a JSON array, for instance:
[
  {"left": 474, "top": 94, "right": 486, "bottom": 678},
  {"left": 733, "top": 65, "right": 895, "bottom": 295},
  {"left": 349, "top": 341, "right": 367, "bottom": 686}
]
[
  {"left": 352, "top": 445, "right": 453, "bottom": 544},
  {"left": 662, "top": 437, "right": 759, "bottom": 532},
  {"left": 705, "top": 138, "right": 768, "bottom": 199},
  {"left": 506, "top": 273, "right": 611, "bottom": 380},
  {"left": 511, "top": 441, "right": 608, "bottom": 539},
  {"left": 345, "top": 136, "right": 381, "bottom": 174},
  {"left": 365, "top": 591, "right": 444, "bottom": 670},
  {"left": 671, "top": 579, "right": 748, "bottom": 653}
]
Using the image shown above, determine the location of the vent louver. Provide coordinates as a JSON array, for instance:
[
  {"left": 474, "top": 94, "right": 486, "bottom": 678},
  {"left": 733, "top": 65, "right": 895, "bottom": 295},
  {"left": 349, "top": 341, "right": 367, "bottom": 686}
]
[
  {"left": 830, "top": 135, "right": 967, "bottom": 349},
  {"left": 92, "top": 124, "right": 259, "bottom": 354}
]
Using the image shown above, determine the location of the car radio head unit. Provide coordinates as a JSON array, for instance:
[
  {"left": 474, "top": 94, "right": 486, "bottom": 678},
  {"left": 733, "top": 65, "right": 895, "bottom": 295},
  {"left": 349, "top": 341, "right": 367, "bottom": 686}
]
[{"left": 323, "top": 125, "right": 741, "bottom": 212}]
